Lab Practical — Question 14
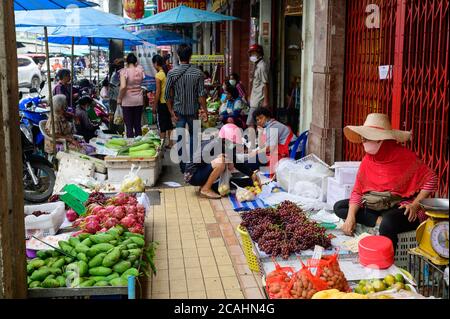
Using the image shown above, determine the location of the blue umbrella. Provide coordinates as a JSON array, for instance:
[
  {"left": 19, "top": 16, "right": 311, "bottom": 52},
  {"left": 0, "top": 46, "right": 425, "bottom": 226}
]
[
  {"left": 134, "top": 5, "right": 239, "bottom": 25},
  {"left": 15, "top": 7, "right": 129, "bottom": 27},
  {"left": 134, "top": 29, "right": 196, "bottom": 46},
  {"left": 39, "top": 26, "right": 143, "bottom": 47},
  {"left": 14, "top": 0, "right": 97, "bottom": 10}
]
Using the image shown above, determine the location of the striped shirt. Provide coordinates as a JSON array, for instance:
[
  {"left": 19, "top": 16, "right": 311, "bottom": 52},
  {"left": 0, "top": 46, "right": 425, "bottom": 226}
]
[{"left": 164, "top": 64, "right": 207, "bottom": 116}]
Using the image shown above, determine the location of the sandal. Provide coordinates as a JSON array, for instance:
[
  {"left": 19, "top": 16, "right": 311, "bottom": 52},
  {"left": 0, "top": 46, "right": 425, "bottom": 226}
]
[{"left": 199, "top": 189, "right": 221, "bottom": 199}]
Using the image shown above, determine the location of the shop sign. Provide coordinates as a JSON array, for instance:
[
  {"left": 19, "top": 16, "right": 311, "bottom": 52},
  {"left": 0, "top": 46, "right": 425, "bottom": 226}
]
[
  {"left": 212, "top": 0, "right": 227, "bottom": 12},
  {"left": 285, "top": 0, "right": 303, "bottom": 16},
  {"left": 191, "top": 55, "right": 225, "bottom": 64},
  {"left": 157, "top": 0, "right": 207, "bottom": 13}
]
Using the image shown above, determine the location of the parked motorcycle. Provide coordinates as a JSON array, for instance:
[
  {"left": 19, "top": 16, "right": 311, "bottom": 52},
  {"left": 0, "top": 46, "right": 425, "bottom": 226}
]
[
  {"left": 19, "top": 81, "right": 49, "bottom": 150},
  {"left": 21, "top": 123, "right": 56, "bottom": 203}
]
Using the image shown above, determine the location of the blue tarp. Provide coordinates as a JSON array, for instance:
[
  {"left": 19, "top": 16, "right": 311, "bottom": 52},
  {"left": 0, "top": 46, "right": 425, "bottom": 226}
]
[
  {"left": 134, "top": 5, "right": 239, "bottom": 26},
  {"left": 135, "top": 29, "right": 196, "bottom": 46},
  {"left": 37, "top": 26, "right": 143, "bottom": 48},
  {"left": 14, "top": 0, "right": 96, "bottom": 10}
]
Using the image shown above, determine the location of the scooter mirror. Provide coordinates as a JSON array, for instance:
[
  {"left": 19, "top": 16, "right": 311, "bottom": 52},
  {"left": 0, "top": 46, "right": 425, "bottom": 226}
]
[
  {"left": 19, "top": 91, "right": 23, "bottom": 100},
  {"left": 40, "top": 81, "right": 46, "bottom": 90},
  {"left": 29, "top": 88, "right": 38, "bottom": 94}
]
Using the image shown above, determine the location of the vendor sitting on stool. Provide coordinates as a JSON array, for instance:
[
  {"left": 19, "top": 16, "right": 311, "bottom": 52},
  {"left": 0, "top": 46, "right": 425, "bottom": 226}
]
[
  {"left": 75, "top": 96, "right": 99, "bottom": 143},
  {"left": 248, "top": 107, "right": 293, "bottom": 176},
  {"left": 334, "top": 113, "right": 438, "bottom": 250}
]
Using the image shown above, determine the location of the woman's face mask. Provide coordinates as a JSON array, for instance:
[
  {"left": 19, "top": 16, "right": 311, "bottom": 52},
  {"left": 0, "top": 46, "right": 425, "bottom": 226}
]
[
  {"left": 363, "top": 140, "right": 383, "bottom": 155},
  {"left": 229, "top": 79, "right": 237, "bottom": 86},
  {"left": 250, "top": 55, "right": 259, "bottom": 63}
]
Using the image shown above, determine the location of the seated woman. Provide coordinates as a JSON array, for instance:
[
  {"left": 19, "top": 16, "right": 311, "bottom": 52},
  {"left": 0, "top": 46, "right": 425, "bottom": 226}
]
[
  {"left": 44, "top": 95, "right": 80, "bottom": 154},
  {"left": 335, "top": 113, "right": 438, "bottom": 249},
  {"left": 75, "top": 96, "right": 99, "bottom": 143},
  {"left": 219, "top": 85, "right": 244, "bottom": 128},
  {"left": 247, "top": 107, "right": 293, "bottom": 175}
]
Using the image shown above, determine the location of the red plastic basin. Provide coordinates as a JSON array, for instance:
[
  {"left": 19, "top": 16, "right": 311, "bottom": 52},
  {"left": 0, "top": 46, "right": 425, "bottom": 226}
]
[{"left": 358, "top": 235, "right": 394, "bottom": 269}]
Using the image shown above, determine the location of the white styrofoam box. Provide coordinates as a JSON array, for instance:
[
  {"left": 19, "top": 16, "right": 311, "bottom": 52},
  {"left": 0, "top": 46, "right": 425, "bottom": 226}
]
[
  {"left": 105, "top": 151, "right": 163, "bottom": 187},
  {"left": 326, "top": 177, "right": 354, "bottom": 208},
  {"left": 24, "top": 202, "right": 66, "bottom": 236},
  {"left": 332, "top": 161, "right": 361, "bottom": 185}
]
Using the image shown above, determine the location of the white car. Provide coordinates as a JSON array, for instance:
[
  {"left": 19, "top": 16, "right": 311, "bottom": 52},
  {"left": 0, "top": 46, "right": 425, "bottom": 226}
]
[{"left": 18, "top": 55, "right": 42, "bottom": 89}]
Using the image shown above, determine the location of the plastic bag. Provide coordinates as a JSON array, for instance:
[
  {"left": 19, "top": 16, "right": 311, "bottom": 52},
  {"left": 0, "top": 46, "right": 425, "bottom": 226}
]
[
  {"left": 120, "top": 165, "right": 145, "bottom": 193},
  {"left": 232, "top": 182, "right": 255, "bottom": 202},
  {"left": 218, "top": 168, "right": 231, "bottom": 196},
  {"left": 114, "top": 104, "right": 124, "bottom": 125},
  {"left": 266, "top": 263, "right": 296, "bottom": 299}
]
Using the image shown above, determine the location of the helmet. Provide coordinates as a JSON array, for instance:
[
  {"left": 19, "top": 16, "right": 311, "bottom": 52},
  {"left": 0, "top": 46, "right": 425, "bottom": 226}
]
[
  {"left": 219, "top": 124, "right": 243, "bottom": 145},
  {"left": 248, "top": 44, "right": 264, "bottom": 56}
]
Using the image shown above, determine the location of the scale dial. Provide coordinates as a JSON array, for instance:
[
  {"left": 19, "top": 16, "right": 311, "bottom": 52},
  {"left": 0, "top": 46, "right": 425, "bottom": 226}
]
[{"left": 431, "top": 221, "right": 449, "bottom": 259}]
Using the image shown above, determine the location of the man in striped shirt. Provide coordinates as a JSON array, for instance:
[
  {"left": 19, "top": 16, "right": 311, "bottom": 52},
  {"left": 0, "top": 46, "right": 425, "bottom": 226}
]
[{"left": 164, "top": 44, "right": 208, "bottom": 136}]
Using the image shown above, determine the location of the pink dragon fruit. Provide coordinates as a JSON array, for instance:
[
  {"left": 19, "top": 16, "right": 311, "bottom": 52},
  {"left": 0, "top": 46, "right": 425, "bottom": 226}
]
[
  {"left": 103, "top": 217, "right": 119, "bottom": 229},
  {"left": 66, "top": 209, "right": 78, "bottom": 222},
  {"left": 120, "top": 215, "right": 136, "bottom": 228},
  {"left": 84, "top": 219, "right": 101, "bottom": 234},
  {"left": 112, "top": 206, "right": 126, "bottom": 220},
  {"left": 128, "top": 224, "right": 144, "bottom": 235}
]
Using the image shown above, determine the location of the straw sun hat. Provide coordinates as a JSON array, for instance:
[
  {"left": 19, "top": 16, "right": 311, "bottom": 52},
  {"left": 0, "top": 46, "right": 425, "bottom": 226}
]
[{"left": 344, "top": 113, "right": 411, "bottom": 144}]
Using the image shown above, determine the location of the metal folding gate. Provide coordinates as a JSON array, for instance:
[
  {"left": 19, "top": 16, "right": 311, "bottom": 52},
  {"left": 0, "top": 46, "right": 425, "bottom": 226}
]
[{"left": 343, "top": 0, "right": 449, "bottom": 196}]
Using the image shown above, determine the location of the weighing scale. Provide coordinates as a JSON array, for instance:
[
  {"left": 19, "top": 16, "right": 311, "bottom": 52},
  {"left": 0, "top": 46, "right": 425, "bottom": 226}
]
[{"left": 411, "top": 198, "right": 449, "bottom": 266}]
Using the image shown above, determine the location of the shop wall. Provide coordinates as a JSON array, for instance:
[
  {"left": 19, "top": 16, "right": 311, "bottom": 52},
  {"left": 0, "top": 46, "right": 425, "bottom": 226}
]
[{"left": 231, "top": 0, "right": 250, "bottom": 94}]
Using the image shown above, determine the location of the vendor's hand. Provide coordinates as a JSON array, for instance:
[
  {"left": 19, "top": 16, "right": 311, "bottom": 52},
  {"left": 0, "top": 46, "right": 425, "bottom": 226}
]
[
  {"left": 170, "top": 111, "right": 178, "bottom": 123},
  {"left": 399, "top": 202, "right": 420, "bottom": 222},
  {"left": 199, "top": 109, "right": 208, "bottom": 122},
  {"left": 341, "top": 217, "right": 356, "bottom": 236}
]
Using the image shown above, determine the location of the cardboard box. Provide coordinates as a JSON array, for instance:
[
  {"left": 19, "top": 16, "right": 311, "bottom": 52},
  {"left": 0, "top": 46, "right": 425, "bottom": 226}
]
[{"left": 326, "top": 177, "right": 354, "bottom": 208}]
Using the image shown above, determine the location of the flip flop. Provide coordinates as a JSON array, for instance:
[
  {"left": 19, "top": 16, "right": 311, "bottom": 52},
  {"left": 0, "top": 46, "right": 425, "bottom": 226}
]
[{"left": 199, "top": 190, "right": 221, "bottom": 199}]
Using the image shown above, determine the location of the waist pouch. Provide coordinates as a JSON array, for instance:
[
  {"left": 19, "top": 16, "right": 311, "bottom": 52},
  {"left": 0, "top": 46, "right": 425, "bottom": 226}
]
[{"left": 362, "top": 191, "right": 403, "bottom": 211}]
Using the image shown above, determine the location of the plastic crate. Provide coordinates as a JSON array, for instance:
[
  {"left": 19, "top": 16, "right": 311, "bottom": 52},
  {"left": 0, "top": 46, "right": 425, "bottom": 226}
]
[
  {"left": 237, "top": 225, "right": 260, "bottom": 273},
  {"left": 394, "top": 231, "right": 417, "bottom": 269},
  {"left": 408, "top": 252, "right": 449, "bottom": 299}
]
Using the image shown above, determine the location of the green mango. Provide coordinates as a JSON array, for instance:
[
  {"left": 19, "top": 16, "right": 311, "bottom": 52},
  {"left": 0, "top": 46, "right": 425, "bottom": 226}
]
[
  {"left": 128, "top": 248, "right": 142, "bottom": 256},
  {"left": 102, "top": 248, "right": 121, "bottom": 268},
  {"left": 41, "top": 278, "right": 60, "bottom": 288},
  {"left": 48, "top": 267, "right": 63, "bottom": 276},
  {"left": 121, "top": 268, "right": 139, "bottom": 279},
  {"left": 52, "top": 257, "right": 66, "bottom": 269},
  {"left": 77, "top": 252, "right": 88, "bottom": 262},
  {"left": 129, "top": 237, "right": 145, "bottom": 248},
  {"left": 81, "top": 238, "right": 93, "bottom": 247},
  {"left": 29, "top": 259, "right": 45, "bottom": 270},
  {"left": 29, "top": 281, "right": 41, "bottom": 289},
  {"left": 109, "top": 277, "right": 128, "bottom": 287},
  {"left": 51, "top": 250, "right": 61, "bottom": 258},
  {"left": 69, "top": 237, "right": 81, "bottom": 248},
  {"left": 36, "top": 250, "right": 50, "bottom": 259},
  {"left": 90, "top": 276, "right": 107, "bottom": 282},
  {"left": 89, "top": 267, "right": 113, "bottom": 276},
  {"left": 105, "top": 273, "right": 120, "bottom": 281},
  {"left": 65, "top": 256, "right": 74, "bottom": 263},
  {"left": 56, "top": 276, "right": 66, "bottom": 287},
  {"left": 30, "top": 268, "right": 51, "bottom": 282},
  {"left": 124, "top": 232, "right": 144, "bottom": 239},
  {"left": 78, "top": 261, "right": 89, "bottom": 277},
  {"left": 77, "top": 233, "right": 91, "bottom": 241},
  {"left": 90, "top": 234, "right": 114, "bottom": 244},
  {"left": 121, "top": 250, "right": 130, "bottom": 259},
  {"left": 87, "top": 243, "right": 114, "bottom": 257},
  {"left": 75, "top": 243, "right": 90, "bottom": 254},
  {"left": 27, "top": 264, "right": 34, "bottom": 275},
  {"left": 113, "top": 261, "right": 131, "bottom": 274},
  {"left": 88, "top": 253, "right": 107, "bottom": 268},
  {"left": 127, "top": 244, "right": 139, "bottom": 250},
  {"left": 58, "top": 241, "right": 73, "bottom": 253}
]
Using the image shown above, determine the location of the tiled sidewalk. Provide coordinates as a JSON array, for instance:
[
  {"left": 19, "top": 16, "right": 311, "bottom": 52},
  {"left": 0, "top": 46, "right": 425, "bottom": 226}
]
[{"left": 143, "top": 187, "right": 266, "bottom": 299}]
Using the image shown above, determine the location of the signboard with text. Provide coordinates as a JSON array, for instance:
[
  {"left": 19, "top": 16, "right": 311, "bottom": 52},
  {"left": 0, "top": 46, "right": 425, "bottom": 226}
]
[
  {"left": 191, "top": 55, "right": 225, "bottom": 64},
  {"left": 157, "top": 0, "right": 207, "bottom": 13}
]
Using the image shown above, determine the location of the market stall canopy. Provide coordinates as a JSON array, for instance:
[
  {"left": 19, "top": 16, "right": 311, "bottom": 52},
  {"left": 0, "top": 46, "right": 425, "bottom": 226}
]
[
  {"left": 134, "top": 29, "right": 196, "bottom": 46},
  {"left": 133, "top": 5, "right": 239, "bottom": 25},
  {"left": 14, "top": 0, "right": 97, "bottom": 10},
  {"left": 15, "top": 7, "right": 129, "bottom": 27},
  {"left": 37, "top": 26, "right": 143, "bottom": 47}
]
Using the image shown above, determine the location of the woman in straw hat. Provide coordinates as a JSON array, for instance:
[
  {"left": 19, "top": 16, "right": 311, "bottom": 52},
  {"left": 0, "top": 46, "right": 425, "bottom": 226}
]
[{"left": 334, "top": 113, "right": 438, "bottom": 249}]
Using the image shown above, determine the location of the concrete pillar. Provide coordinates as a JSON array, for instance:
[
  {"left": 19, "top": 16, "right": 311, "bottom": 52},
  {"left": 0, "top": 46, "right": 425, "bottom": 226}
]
[
  {"left": 299, "top": 0, "right": 315, "bottom": 134},
  {"left": 109, "top": 0, "right": 123, "bottom": 75},
  {"left": 308, "top": 0, "right": 346, "bottom": 164}
]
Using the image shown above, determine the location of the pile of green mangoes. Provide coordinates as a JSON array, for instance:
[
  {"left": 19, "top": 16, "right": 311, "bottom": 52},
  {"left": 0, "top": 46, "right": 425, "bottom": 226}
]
[
  {"left": 353, "top": 273, "right": 410, "bottom": 295},
  {"left": 27, "top": 226, "right": 144, "bottom": 289}
]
